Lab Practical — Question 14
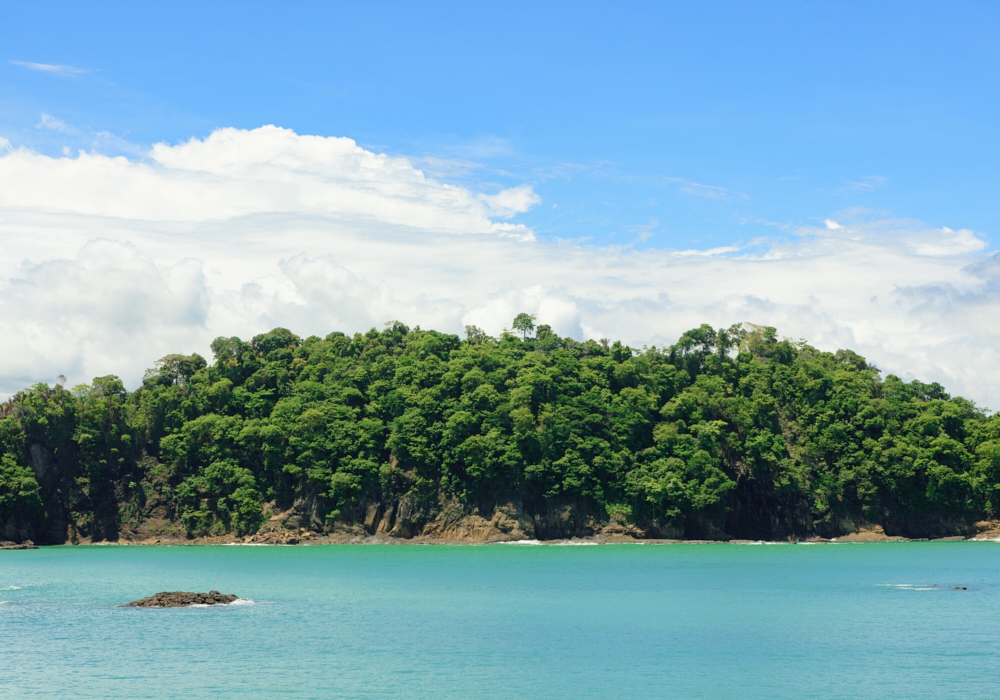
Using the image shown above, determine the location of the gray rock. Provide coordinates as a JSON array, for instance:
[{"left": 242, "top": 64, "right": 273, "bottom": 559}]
[{"left": 124, "top": 590, "right": 238, "bottom": 607}]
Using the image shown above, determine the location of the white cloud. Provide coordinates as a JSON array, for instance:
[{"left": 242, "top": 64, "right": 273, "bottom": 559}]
[
  {"left": 10, "top": 60, "right": 88, "bottom": 76},
  {"left": 843, "top": 175, "right": 889, "bottom": 192},
  {"left": 0, "top": 126, "right": 532, "bottom": 234},
  {"left": 478, "top": 184, "right": 541, "bottom": 218},
  {"left": 462, "top": 287, "right": 584, "bottom": 340},
  {"left": 676, "top": 245, "right": 742, "bottom": 257},
  {"left": 0, "top": 125, "right": 999, "bottom": 410},
  {"left": 908, "top": 226, "right": 986, "bottom": 256},
  {"left": 37, "top": 113, "right": 72, "bottom": 133},
  {"left": 679, "top": 182, "right": 729, "bottom": 199},
  {"left": 0, "top": 240, "right": 208, "bottom": 392}
]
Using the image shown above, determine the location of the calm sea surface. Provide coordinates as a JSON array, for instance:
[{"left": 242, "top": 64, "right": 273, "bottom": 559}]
[{"left": 1, "top": 541, "right": 999, "bottom": 698}]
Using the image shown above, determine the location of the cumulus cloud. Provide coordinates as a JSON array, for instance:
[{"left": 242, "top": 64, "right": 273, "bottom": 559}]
[
  {"left": 478, "top": 184, "right": 542, "bottom": 218},
  {"left": 0, "top": 125, "right": 998, "bottom": 410},
  {"left": 0, "top": 125, "right": 537, "bottom": 233},
  {"left": 0, "top": 240, "right": 208, "bottom": 394}
]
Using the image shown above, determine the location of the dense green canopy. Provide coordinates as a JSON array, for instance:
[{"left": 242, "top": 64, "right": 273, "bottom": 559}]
[{"left": 2, "top": 321, "right": 998, "bottom": 544}]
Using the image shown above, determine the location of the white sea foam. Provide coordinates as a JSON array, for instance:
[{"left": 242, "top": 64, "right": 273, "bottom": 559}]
[
  {"left": 497, "top": 539, "right": 543, "bottom": 545},
  {"left": 730, "top": 540, "right": 790, "bottom": 546},
  {"left": 878, "top": 584, "right": 941, "bottom": 591},
  {"left": 553, "top": 541, "right": 599, "bottom": 546},
  {"left": 0, "top": 585, "right": 23, "bottom": 590},
  {"left": 184, "top": 599, "right": 254, "bottom": 608},
  {"left": 222, "top": 542, "right": 274, "bottom": 546}
]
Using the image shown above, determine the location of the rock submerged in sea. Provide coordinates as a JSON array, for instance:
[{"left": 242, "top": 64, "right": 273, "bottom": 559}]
[{"left": 124, "top": 590, "right": 238, "bottom": 607}]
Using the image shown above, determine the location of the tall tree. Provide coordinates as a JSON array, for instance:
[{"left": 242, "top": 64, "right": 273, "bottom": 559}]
[{"left": 511, "top": 313, "right": 536, "bottom": 341}]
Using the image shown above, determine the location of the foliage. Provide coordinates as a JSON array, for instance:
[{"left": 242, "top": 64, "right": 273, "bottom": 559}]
[
  {"left": 0, "top": 453, "right": 43, "bottom": 523},
  {"left": 1, "top": 316, "right": 998, "bottom": 542},
  {"left": 511, "top": 313, "right": 536, "bottom": 340}
]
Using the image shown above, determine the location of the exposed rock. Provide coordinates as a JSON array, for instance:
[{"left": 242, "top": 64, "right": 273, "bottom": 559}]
[
  {"left": 288, "top": 483, "right": 325, "bottom": 531},
  {"left": 883, "top": 515, "right": 973, "bottom": 539},
  {"left": 124, "top": 590, "right": 238, "bottom": 607},
  {"left": 530, "top": 502, "right": 600, "bottom": 539},
  {"left": 600, "top": 521, "right": 646, "bottom": 539},
  {"left": 376, "top": 503, "right": 396, "bottom": 535},
  {"left": 363, "top": 503, "right": 382, "bottom": 534},
  {"left": 28, "top": 443, "right": 57, "bottom": 482},
  {"left": 389, "top": 497, "right": 425, "bottom": 538},
  {"left": 645, "top": 522, "right": 685, "bottom": 539},
  {"left": 973, "top": 520, "right": 1000, "bottom": 539},
  {"left": 242, "top": 528, "right": 313, "bottom": 545},
  {"left": 421, "top": 502, "right": 534, "bottom": 541},
  {"left": 835, "top": 525, "right": 908, "bottom": 542},
  {"left": 0, "top": 540, "right": 37, "bottom": 550}
]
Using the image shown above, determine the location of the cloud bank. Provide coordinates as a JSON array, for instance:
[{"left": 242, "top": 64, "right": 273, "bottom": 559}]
[{"left": 0, "top": 125, "right": 998, "bottom": 409}]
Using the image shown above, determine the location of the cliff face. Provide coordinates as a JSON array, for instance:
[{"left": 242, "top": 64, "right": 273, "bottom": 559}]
[
  {"left": 2, "top": 461, "right": 983, "bottom": 544},
  {"left": 2, "top": 322, "right": 998, "bottom": 546}
]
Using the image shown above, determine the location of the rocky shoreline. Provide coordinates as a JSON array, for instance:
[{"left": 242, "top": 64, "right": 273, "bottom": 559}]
[
  {"left": 6, "top": 507, "right": 1000, "bottom": 549},
  {"left": 50, "top": 520, "right": 1000, "bottom": 547}
]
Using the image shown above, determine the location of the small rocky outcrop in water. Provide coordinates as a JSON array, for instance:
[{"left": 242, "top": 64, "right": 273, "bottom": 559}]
[
  {"left": 124, "top": 590, "right": 238, "bottom": 607},
  {"left": 0, "top": 540, "right": 37, "bottom": 550}
]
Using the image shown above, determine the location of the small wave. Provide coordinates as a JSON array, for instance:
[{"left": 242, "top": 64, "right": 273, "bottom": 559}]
[
  {"left": 554, "top": 541, "right": 599, "bottom": 546},
  {"left": 0, "top": 585, "right": 22, "bottom": 590},
  {"left": 222, "top": 542, "right": 274, "bottom": 546},
  {"left": 878, "top": 584, "right": 941, "bottom": 591},
  {"left": 184, "top": 599, "right": 254, "bottom": 608},
  {"left": 730, "top": 540, "right": 790, "bottom": 546},
  {"left": 497, "top": 539, "right": 543, "bottom": 545}
]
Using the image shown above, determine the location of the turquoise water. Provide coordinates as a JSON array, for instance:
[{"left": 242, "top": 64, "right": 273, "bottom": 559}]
[{"left": 2, "top": 542, "right": 999, "bottom": 699}]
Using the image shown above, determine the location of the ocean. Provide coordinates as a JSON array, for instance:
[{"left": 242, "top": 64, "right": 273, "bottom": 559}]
[{"left": 2, "top": 541, "right": 998, "bottom": 698}]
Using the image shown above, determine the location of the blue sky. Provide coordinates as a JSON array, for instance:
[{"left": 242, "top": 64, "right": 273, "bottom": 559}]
[
  {"left": 2, "top": 1, "right": 1000, "bottom": 408},
  {"left": 3, "top": 0, "right": 998, "bottom": 249}
]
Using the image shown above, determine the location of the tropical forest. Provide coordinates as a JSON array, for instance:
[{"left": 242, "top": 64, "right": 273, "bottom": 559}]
[{"left": 2, "top": 317, "right": 999, "bottom": 544}]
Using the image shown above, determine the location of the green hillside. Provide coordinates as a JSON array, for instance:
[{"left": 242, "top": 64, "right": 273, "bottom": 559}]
[{"left": 2, "top": 319, "right": 999, "bottom": 544}]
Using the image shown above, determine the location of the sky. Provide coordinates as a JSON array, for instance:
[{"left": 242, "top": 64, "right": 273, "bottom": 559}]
[{"left": 1, "top": 1, "right": 1000, "bottom": 408}]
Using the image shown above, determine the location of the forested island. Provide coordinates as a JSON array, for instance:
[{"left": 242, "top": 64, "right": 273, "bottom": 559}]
[{"left": 2, "top": 318, "right": 999, "bottom": 546}]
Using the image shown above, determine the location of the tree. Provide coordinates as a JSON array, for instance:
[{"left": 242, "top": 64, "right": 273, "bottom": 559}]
[
  {"left": 143, "top": 354, "right": 207, "bottom": 388},
  {"left": 511, "top": 313, "right": 536, "bottom": 341},
  {"left": 1, "top": 318, "right": 996, "bottom": 545},
  {"left": 465, "top": 325, "right": 488, "bottom": 345}
]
